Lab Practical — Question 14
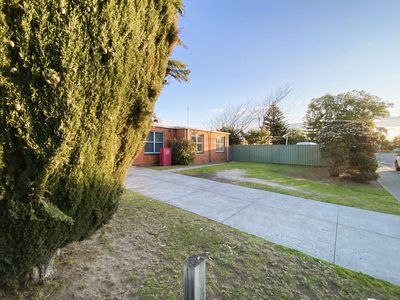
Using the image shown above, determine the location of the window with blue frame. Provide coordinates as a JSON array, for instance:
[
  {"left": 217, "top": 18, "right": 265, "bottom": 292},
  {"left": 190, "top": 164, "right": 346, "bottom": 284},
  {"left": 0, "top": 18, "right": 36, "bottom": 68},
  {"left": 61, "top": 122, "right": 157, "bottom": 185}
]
[{"left": 144, "top": 131, "right": 164, "bottom": 154}]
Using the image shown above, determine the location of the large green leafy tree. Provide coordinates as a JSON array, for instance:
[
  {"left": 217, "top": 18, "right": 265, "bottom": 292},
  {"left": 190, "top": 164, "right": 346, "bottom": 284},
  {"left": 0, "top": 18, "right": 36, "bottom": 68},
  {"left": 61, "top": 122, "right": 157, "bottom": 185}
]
[
  {"left": 319, "top": 121, "right": 378, "bottom": 182},
  {"left": 392, "top": 135, "right": 400, "bottom": 149},
  {"left": 305, "top": 90, "right": 391, "bottom": 141},
  {"left": 0, "top": 0, "right": 182, "bottom": 284},
  {"left": 262, "top": 102, "right": 288, "bottom": 144},
  {"left": 374, "top": 131, "right": 392, "bottom": 151}
]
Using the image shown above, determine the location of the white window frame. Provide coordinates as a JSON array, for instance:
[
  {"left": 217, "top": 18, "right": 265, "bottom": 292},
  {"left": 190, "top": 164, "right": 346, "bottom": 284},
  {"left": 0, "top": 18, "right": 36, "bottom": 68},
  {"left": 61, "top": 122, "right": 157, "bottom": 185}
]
[
  {"left": 144, "top": 131, "right": 164, "bottom": 154},
  {"left": 191, "top": 134, "right": 204, "bottom": 153},
  {"left": 216, "top": 136, "right": 225, "bottom": 153}
]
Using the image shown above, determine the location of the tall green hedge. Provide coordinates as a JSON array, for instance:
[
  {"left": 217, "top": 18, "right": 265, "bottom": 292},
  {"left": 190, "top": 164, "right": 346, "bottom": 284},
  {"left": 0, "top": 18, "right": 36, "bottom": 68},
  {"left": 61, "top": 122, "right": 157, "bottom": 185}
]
[{"left": 0, "top": 0, "right": 181, "bottom": 284}]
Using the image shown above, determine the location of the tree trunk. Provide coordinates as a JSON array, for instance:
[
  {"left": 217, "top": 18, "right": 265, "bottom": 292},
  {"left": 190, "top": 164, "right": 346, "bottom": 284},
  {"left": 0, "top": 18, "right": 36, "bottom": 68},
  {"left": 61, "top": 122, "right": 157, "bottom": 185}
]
[{"left": 30, "top": 249, "right": 60, "bottom": 283}]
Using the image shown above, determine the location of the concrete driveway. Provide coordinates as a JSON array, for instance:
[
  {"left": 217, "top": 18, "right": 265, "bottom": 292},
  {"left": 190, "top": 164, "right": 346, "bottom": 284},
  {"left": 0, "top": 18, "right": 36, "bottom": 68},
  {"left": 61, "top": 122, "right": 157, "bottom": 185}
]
[{"left": 125, "top": 167, "right": 400, "bottom": 285}]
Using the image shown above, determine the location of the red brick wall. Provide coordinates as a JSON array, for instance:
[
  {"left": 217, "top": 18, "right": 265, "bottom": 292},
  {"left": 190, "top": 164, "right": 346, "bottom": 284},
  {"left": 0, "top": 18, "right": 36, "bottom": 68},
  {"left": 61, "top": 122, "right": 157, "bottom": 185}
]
[
  {"left": 133, "top": 126, "right": 175, "bottom": 166},
  {"left": 210, "top": 131, "right": 229, "bottom": 163},
  {"left": 133, "top": 126, "right": 229, "bottom": 166},
  {"left": 175, "top": 128, "right": 188, "bottom": 140},
  {"left": 189, "top": 129, "right": 229, "bottom": 164}
]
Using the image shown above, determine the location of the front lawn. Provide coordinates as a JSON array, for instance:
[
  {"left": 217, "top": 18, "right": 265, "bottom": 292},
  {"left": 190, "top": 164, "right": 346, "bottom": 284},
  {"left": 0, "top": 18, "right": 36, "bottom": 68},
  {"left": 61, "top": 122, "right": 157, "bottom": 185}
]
[
  {"left": 178, "top": 162, "right": 400, "bottom": 215},
  {"left": 6, "top": 191, "right": 400, "bottom": 299}
]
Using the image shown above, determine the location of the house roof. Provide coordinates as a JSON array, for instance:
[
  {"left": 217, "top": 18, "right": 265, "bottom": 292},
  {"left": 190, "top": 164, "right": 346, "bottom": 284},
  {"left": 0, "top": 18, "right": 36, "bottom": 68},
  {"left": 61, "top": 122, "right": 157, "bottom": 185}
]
[{"left": 152, "top": 124, "right": 230, "bottom": 135}]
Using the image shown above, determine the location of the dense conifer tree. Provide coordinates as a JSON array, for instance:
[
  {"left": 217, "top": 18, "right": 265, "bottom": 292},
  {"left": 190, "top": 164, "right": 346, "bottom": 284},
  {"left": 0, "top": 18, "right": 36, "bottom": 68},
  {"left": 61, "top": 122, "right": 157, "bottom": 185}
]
[
  {"left": 263, "top": 102, "right": 288, "bottom": 144},
  {"left": 0, "top": 0, "right": 182, "bottom": 284}
]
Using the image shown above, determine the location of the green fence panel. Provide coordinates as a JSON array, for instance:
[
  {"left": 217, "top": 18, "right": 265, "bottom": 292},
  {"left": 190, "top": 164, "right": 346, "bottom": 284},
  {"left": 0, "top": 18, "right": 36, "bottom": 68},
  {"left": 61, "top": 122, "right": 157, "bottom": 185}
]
[{"left": 230, "top": 145, "right": 328, "bottom": 166}]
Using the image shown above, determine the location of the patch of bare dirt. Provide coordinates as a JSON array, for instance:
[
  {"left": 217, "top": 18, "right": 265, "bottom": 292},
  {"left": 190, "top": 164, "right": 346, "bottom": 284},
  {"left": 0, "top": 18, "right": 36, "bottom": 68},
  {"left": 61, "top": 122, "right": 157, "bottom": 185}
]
[
  {"left": 277, "top": 166, "right": 331, "bottom": 181},
  {"left": 1, "top": 203, "right": 161, "bottom": 300},
  {"left": 50, "top": 228, "right": 154, "bottom": 300},
  {"left": 184, "top": 171, "right": 237, "bottom": 184},
  {"left": 215, "top": 169, "right": 312, "bottom": 194},
  {"left": 277, "top": 166, "right": 380, "bottom": 186}
]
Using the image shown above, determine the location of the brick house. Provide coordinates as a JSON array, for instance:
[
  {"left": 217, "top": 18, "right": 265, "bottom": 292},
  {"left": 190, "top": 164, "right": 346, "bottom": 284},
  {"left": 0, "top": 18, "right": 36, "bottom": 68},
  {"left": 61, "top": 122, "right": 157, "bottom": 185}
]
[{"left": 133, "top": 125, "right": 230, "bottom": 166}]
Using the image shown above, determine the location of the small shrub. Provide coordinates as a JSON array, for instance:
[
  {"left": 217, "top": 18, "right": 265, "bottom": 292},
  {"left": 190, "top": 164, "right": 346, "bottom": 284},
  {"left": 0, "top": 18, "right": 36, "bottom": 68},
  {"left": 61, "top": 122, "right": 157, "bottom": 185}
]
[{"left": 169, "top": 139, "right": 196, "bottom": 165}]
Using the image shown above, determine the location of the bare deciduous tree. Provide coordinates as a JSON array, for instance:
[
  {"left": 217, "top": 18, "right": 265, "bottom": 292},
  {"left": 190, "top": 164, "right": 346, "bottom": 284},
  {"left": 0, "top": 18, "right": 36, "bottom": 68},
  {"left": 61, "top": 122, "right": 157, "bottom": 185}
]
[
  {"left": 210, "top": 102, "right": 257, "bottom": 135},
  {"left": 210, "top": 84, "right": 291, "bottom": 138}
]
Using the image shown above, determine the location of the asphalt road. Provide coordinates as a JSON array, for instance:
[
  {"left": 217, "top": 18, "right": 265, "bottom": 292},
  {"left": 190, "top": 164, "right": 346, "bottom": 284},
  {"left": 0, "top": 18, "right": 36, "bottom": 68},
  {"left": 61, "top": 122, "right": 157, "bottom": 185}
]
[
  {"left": 376, "top": 152, "right": 400, "bottom": 201},
  {"left": 376, "top": 152, "right": 398, "bottom": 170}
]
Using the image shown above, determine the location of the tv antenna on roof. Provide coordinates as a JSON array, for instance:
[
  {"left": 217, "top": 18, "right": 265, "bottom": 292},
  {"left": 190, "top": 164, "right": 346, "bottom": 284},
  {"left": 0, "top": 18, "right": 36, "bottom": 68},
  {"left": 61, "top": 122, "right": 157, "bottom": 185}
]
[{"left": 187, "top": 106, "right": 190, "bottom": 127}]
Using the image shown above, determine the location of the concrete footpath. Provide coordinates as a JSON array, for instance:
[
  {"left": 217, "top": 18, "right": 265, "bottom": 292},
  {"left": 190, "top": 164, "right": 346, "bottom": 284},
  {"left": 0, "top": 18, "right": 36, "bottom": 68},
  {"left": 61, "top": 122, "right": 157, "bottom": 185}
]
[{"left": 125, "top": 167, "right": 400, "bottom": 285}]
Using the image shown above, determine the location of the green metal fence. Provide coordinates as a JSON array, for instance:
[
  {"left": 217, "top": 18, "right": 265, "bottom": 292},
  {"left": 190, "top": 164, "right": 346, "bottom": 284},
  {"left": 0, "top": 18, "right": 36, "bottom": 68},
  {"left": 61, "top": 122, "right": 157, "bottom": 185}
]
[{"left": 230, "top": 145, "right": 328, "bottom": 166}]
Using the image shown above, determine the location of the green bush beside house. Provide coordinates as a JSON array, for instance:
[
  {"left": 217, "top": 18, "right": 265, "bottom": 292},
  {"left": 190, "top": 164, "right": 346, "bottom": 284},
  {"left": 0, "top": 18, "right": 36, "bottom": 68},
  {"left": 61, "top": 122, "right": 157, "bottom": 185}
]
[{"left": 169, "top": 139, "right": 197, "bottom": 165}]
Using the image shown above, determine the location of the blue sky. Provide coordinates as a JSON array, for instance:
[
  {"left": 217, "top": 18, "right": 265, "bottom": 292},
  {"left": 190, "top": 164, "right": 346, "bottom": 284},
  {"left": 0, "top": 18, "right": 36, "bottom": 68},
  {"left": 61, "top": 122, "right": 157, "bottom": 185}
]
[{"left": 155, "top": 0, "right": 400, "bottom": 129}]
